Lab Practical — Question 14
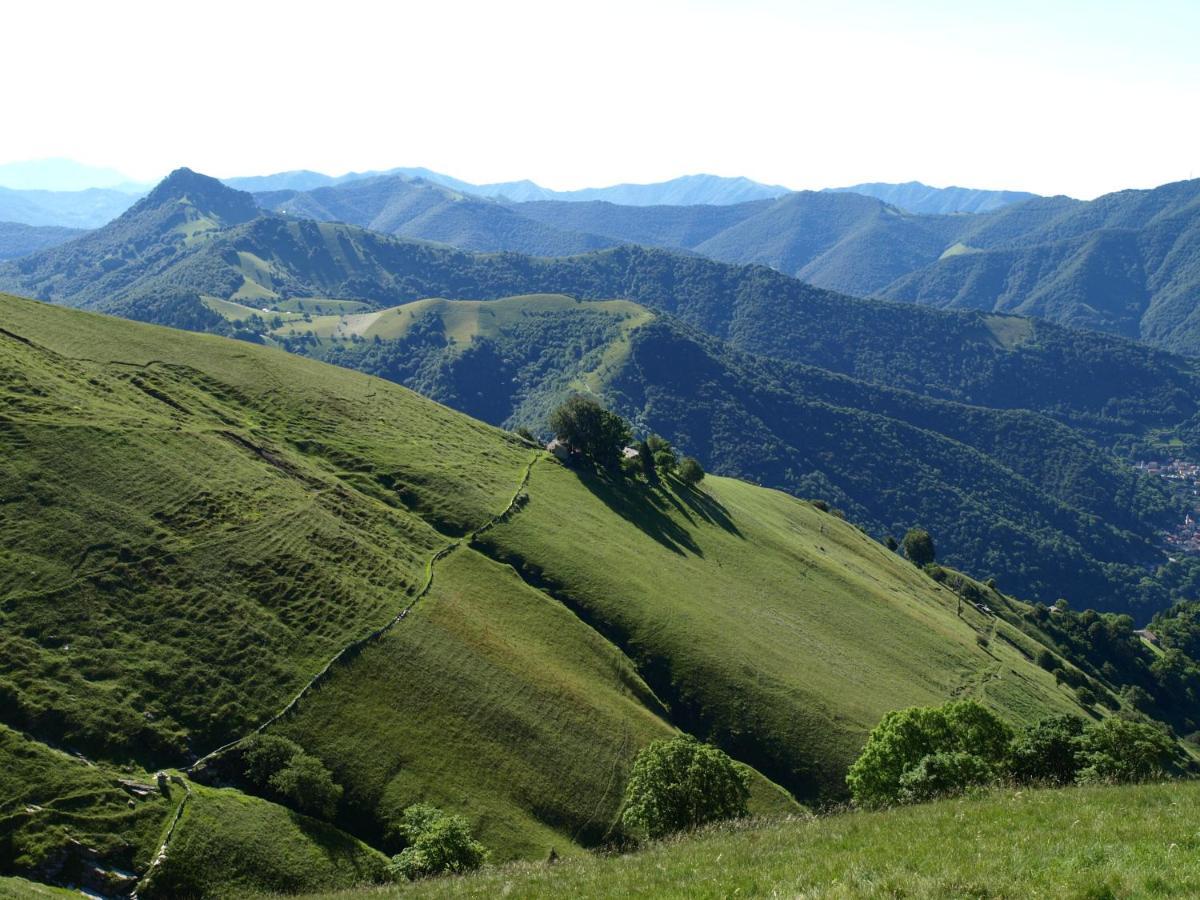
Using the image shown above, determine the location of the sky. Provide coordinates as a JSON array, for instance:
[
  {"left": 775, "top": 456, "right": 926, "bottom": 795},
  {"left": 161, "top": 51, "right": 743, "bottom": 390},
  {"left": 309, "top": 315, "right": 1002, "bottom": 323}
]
[{"left": 4, "top": 0, "right": 1198, "bottom": 199}]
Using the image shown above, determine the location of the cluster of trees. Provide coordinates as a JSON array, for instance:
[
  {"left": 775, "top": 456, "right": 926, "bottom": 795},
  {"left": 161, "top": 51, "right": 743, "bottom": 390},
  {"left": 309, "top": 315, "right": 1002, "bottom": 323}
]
[
  {"left": 242, "top": 734, "right": 343, "bottom": 818},
  {"left": 549, "top": 396, "right": 704, "bottom": 486},
  {"left": 846, "top": 699, "right": 1182, "bottom": 808}
]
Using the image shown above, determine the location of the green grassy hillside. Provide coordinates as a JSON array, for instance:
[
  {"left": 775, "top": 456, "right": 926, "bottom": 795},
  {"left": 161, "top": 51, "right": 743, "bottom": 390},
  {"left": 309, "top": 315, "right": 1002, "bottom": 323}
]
[
  {"left": 1, "top": 293, "right": 1106, "bottom": 895},
  {"left": 293, "top": 781, "right": 1200, "bottom": 899},
  {"left": 221, "top": 291, "right": 1185, "bottom": 613}
]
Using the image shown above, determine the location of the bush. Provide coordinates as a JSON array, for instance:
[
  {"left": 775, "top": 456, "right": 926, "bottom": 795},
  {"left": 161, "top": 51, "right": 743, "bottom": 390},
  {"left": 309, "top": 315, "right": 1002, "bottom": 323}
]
[
  {"left": 389, "top": 804, "right": 487, "bottom": 880},
  {"left": 677, "top": 457, "right": 705, "bottom": 486},
  {"left": 1009, "top": 714, "right": 1085, "bottom": 785},
  {"left": 621, "top": 736, "right": 749, "bottom": 839},
  {"left": 1076, "top": 718, "right": 1177, "bottom": 784},
  {"left": 846, "top": 699, "right": 1011, "bottom": 807},
  {"left": 897, "top": 751, "right": 994, "bottom": 803},
  {"left": 1036, "top": 649, "right": 1060, "bottom": 671}
]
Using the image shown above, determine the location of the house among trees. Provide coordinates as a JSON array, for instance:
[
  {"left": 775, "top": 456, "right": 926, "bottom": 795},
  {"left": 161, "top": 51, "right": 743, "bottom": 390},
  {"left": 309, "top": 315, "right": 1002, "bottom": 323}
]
[{"left": 1134, "top": 628, "right": 1160, "bottom": 646}]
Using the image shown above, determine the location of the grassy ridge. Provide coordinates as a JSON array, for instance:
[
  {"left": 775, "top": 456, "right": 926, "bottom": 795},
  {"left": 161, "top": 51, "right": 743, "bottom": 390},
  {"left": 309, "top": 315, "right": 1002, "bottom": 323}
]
[
  {"left": 476, "top": 462, "right": 1088, "bottom": 802},
  {"left": 293, "top": 781, "right": 1200, "bottom": 899}
]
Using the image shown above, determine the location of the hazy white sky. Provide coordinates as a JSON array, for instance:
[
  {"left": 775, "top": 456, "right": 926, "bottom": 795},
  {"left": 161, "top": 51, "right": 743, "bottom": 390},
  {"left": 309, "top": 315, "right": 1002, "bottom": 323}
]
[{"left": 5, "top": 0, "right": 1198, "bottom": 198}]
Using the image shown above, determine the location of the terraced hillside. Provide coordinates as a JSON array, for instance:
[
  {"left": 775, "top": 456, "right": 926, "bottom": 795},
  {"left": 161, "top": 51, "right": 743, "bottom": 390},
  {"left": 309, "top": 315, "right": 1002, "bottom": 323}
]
[{"left": 1, "top": 294, "right": 1101, "bottom": 896}]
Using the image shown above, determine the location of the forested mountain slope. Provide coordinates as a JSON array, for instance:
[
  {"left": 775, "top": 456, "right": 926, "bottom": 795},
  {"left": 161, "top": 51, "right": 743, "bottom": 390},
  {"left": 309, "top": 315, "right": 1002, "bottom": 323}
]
[{"left": 884, "top": 179, "right": 1200, "bottom": 354}]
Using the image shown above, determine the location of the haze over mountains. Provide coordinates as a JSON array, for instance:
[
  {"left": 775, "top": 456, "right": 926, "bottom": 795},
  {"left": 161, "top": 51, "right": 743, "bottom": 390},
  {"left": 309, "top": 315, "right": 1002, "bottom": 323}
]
[{"left": 6, "top": 167, "right": 1200, "bottom": 616}]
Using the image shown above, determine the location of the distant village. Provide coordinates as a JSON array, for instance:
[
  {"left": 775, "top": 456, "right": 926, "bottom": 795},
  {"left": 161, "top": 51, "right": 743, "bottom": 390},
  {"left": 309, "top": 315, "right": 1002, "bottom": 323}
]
[{"left": 1136, "top": 458, "right": 1200, "bottom": 555}]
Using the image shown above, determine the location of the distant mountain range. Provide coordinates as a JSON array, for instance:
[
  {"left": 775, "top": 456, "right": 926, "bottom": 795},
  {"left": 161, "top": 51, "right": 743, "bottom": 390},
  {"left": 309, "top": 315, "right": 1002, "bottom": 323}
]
[
  {"left": 825, "top": 181, "right": 1039, "bottom": 215},
  {"left": 5, "top": 167, "right": 1200, "bottom": 614}
]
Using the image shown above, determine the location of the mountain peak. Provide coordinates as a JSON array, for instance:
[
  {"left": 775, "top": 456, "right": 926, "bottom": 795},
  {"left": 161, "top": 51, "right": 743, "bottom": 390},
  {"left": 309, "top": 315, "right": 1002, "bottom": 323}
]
[{"left": 136, "top": 167, "right": 259, "bottom": 226}]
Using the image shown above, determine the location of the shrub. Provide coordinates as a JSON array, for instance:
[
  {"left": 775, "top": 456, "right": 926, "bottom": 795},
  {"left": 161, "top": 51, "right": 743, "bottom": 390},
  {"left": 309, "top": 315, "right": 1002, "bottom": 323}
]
[
  {"left": 390, "top": 804, "right": 487, "bottom": 880},
  {"left": 621, "top": 736, "right": 749, "bottom": 839},
  {"left": 1009, "top": 714, "right": 1084, "bottom": 785},
  {"left": 269, "top": 754, "right": 343, "bottom": 818},
  {"left": 897, "top": 751, "right": 994, "bottom": 803},
  {"left": 1076, "top": 718, "right": 1177, "bottom": 784},
  {"left": 884, "top": 535, "right": 898, "bottom": 552},
  {"left": 846, "top": 700, "right": 1011, "bottom": 807},
  {"left": 1036, "top": 649, "right": 1059, "bottom": 671},
  {"left": 677, "top": 457, "right": 705, "bottom": 486},
  {"left": 902, "top": 528, "right": 936, "bottom": 567},
  {"left": 514, "top": 426, "right": 536, "bottom": 444}
]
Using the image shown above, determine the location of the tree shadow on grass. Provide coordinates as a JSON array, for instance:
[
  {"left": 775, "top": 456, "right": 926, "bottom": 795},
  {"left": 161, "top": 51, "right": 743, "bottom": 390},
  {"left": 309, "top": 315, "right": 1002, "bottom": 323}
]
[
  {"left": 670, "top": 479, "right": 743, "bottom": 538},
  {"left": 573, "top": 467, "right": 703, "bottom": 557}
]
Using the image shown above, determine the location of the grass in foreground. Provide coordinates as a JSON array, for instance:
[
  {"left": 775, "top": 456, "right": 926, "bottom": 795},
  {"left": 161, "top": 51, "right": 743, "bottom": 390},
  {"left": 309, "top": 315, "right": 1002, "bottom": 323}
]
[{"left": 294, "top": 781, "right": 1200, "bottom": 899}]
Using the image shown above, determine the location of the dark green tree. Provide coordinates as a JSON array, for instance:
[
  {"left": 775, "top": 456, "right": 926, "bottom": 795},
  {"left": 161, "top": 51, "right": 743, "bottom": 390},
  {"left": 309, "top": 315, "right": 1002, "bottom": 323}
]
[
  {"left": 269, "top": 754, "right": 343, "bottom": 818},
  {"left": 1076, "top": 717, "right": 1177, "bottom": 784},
  {"left": 677, "top": 456, "right": 705, "bottom": 486},
  {"left": 621, "top": 736, "right": 749, "bottom": 839},
  {"left": 902, "top": 528, "right": 936, "bottom": 567},
  {"left": 548, "top": 396, "right": 631, "bottom": 470}
]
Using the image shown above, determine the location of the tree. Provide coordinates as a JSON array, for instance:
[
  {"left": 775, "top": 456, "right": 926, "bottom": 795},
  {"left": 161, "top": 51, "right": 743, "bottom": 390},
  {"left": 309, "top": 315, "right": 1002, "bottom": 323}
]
[
  {"left": 1076, "top": 717, "right": 1177, "bottom": 784},
  {"left": 902, "top": 528, "right": 936, "bottom": 567},
  {"left": 1009, "top": 714, "right": 1084, "bottom": 785},
  {"left": 846, "top": 699, "right": 1011, "bottom": 807},
  {"left": 884, "top": 535, "right": 899, "bottom": 552},
  {"left": 647, "top": 435, "right": 677, "bottom": 475},
  {"left": 548, "top": 396, "right": 631, "bottom": 470},
  {"left": 390, "top": 803, "right": 487, "bottom": 880},
  {"left": 242, "top": 733, "right": 342, "bottom": 819},
  {"left": 269, "top": 754, "right": 343, "bottom": 818},
  {"left": 677, "top": 457, "right": 705, "bottom": 487},
  {"left": 621, "top": 736, "right": 749, "bottom": 839}
]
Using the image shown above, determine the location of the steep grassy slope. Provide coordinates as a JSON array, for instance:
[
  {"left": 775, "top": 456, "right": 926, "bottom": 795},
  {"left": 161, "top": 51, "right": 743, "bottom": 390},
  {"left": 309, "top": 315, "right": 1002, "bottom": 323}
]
[
  {"left": 0, "top": 725, "right": 172, "bottom": 892},
  {"left": 2, "top": 294, "right": 1102, "bottom": 895},
  {"left": 295, "top": 781, "right": 1200, "bottom": 899},
  {"left": 226, "top": 292, "right": 1183, "bottom": 612},
  {"left": 0, "top": 295, "right": 531, "bottom": 764},
  {"left": 474, "top": 462, "right": 1088, "bottom": 802}
]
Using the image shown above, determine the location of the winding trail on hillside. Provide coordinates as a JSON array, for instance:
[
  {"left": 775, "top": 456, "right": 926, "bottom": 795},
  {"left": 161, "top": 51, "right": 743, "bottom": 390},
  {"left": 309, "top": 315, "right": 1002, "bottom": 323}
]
[{"left": 187, "top": 451, "right": 540, "bottom": 775}]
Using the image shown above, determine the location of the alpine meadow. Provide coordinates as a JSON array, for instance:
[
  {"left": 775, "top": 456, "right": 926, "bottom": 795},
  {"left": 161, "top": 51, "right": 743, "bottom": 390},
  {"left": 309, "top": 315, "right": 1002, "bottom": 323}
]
[{"left": 4, "top": 1, "right": 1200, "bottom": 897}]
